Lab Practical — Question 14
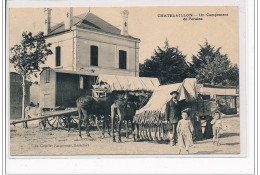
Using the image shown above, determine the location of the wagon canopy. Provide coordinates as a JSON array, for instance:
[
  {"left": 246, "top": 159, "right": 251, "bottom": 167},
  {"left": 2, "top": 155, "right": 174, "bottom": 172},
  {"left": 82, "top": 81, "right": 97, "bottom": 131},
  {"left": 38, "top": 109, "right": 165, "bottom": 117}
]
[
  {"left": 133, "top": 78, "right": 198, "bottom": 124},
  {"left": 95, "top": 74, "right": 160, "bottom": 92}
]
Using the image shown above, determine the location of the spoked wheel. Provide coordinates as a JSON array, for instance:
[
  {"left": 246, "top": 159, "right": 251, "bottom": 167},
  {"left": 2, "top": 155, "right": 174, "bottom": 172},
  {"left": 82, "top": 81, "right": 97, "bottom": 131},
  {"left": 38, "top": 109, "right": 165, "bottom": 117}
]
[
  {"left": 47, "top": 115, "right": 80, "bottom": 130},
  {"left": 47, "top": 116, "right": 67, "bottom": 129}
]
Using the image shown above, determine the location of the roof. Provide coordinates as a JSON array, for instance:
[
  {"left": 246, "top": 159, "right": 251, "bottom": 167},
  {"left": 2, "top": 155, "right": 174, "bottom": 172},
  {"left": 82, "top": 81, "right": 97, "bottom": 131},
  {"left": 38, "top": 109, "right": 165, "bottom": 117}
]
[
  {"left": 47, "top": 12, "right": 139, "bottom": 41},
  {"left": 40, "top": 68, "right": 98, "bottom": 76},
  {"left": 96, "top": 74, "right": 160, "bottom": 92}
]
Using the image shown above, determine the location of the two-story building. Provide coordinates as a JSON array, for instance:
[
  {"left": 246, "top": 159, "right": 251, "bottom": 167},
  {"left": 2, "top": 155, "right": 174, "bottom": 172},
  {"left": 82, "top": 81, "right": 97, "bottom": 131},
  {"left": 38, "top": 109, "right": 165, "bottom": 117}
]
[
  {"left": 39, "top": 8, "right": 142, "bottom": 108},
  {"left": 43, "top": 8, "right": 140, "bottom": 77}
]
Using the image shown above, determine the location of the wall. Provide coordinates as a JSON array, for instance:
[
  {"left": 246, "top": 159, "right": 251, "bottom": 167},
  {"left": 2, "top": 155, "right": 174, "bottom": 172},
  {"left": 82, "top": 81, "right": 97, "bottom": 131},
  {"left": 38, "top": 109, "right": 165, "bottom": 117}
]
[
  {"left": 75, "top": 28, "right": 140, "bottom": 77},
  {"left": 44, "top": 32, "right": 74, "bottom": 70},
  {"left": 39, "top": 69, "right": 56, "bottom": 108},
  {"left": 43, "top": 28, "right": 140, "bottom": 77},
  {"left": 10, "top": 72, "right": 30, "bottom": 119}
]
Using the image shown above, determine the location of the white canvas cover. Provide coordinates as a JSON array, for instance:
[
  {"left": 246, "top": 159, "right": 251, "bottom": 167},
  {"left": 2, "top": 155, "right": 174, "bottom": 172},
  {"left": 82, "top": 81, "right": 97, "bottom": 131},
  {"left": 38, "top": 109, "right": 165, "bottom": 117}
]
[
  {"left": 96, "top": 74, "right": 160, "bottom": 92},
  {"left": 133, "top": 78, "right": 198, "bottom": 124}
]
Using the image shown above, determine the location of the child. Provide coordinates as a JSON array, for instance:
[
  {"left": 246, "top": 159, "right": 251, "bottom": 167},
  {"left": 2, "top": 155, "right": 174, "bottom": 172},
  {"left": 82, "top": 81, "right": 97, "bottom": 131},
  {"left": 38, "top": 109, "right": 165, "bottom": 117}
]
[
  {"left": 211, "top": 112, "right": 222, "bottom": 146},
  {"left": 177, "top": 109, "right": 194, "bottom": 154}
]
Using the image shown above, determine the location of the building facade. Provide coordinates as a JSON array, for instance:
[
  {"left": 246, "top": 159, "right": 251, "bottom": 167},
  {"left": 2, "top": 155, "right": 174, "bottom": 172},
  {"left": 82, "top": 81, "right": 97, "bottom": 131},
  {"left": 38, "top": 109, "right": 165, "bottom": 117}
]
[
  {"left": 10, "top": 72, "right": 31, "bottom": 119},
  {"left": 43, "top": 8, "right": 140, "bottom": 77}
]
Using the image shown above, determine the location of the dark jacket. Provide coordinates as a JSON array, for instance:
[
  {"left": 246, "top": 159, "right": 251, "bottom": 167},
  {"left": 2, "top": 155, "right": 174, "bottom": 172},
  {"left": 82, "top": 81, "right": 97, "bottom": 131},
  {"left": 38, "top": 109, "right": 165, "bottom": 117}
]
[{"left": 165, "top": 98, "right": 181, "bottom": 124}]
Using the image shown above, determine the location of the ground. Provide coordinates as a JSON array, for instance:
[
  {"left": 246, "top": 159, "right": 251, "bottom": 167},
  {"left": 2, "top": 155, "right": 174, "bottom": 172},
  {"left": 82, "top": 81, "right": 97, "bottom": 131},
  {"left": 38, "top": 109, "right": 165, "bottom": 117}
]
[{"left": 10, "top": 115, "right": 240, "bottom": 155}]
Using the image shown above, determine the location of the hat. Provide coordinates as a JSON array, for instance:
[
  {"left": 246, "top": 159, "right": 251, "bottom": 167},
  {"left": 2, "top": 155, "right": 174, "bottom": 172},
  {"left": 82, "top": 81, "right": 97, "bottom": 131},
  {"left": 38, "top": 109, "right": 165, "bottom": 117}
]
[{"left": 170, "top": 91, "right": 179, "bottom": 95}]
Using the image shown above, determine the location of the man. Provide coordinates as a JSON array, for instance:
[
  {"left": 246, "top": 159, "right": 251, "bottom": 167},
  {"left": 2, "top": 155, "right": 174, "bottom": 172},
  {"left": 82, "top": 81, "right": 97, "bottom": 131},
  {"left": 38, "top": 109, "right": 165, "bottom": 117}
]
[{"left": 165, "top": 91, "right": 181, "bottom": 146}]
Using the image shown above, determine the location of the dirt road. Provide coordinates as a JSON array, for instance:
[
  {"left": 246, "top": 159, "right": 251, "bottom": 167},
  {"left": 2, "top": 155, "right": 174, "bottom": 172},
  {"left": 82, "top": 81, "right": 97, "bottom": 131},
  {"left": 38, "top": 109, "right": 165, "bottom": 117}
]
[{"left": 10, "top": 115, "right": 240, "bottom": 155}]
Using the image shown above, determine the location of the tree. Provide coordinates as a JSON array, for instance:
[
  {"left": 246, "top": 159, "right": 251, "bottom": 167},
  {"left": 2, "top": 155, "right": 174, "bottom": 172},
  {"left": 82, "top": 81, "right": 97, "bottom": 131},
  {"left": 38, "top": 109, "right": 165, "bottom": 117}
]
[
  {"left": 9, "top": 31, "right": 53, "bottom": 128},
  {"left": 226, "top": 64, "right": 239, "bottom": 86},
  {"left": 190, "top": 41, "right": 239, "bottom": 86},
  {"left": 139, "top": 39, "right": 190, "bottom": 84}
]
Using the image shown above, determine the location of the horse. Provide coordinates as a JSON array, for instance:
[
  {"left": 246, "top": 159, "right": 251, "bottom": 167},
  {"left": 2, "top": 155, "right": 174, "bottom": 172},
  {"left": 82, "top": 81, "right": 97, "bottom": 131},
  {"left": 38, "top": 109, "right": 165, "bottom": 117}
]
[
  {"left": 76, "top": 92, "right": 127, "bottom": 138},
  {"left": 110, "top": 98, "right": 137, "bottom": 142}
]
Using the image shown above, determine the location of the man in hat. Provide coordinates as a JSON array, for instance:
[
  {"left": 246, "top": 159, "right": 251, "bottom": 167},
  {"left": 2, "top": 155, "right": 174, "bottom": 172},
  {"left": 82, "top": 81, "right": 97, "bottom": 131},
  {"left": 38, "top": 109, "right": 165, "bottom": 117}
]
[{"left": 165, "top": 90, "right": 181, "bottom": 146}]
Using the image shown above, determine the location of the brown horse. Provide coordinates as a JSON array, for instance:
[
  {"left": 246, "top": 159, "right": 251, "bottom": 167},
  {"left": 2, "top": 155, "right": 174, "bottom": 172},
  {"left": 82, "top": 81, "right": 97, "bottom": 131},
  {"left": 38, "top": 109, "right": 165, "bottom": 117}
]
[
  {"left": 110, "top": 98, "right": 137, "bottom": 142},
  {"left": 76, "top": 92, "right": 126, "bottom": 138},
  {"left": 76, "top": 94, "right": 111, "bottom": 138}
]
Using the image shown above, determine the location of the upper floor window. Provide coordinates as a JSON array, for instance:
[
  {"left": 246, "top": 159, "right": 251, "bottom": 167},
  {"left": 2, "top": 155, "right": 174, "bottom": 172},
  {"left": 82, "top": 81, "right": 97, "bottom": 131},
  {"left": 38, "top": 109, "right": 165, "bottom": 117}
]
[
  {"left": 55, "top": 46, "right": 61, "bottom": 67},
  {"left": 119, "top": 50, "right": 127, "bottom": 69},
  {"left": 91, "top": 45, "right": 98, "bottom": 66}
]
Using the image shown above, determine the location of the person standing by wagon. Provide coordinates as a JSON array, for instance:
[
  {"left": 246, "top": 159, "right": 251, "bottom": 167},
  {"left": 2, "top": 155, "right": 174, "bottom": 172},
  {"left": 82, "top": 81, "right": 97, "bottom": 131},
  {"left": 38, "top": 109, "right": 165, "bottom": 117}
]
[
  {"left": 165, "top": 91, "right": 182, "bottom": 146},
  {"left": 177, "top": 109, "right": 194, "bottom": 154}
]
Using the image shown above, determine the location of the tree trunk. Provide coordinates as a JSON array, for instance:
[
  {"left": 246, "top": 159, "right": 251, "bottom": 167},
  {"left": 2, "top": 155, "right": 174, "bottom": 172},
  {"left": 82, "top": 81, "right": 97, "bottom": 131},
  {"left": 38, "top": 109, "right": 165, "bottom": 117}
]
[{"left": 21, "top": 75, "right": 27, "bottom": 128}]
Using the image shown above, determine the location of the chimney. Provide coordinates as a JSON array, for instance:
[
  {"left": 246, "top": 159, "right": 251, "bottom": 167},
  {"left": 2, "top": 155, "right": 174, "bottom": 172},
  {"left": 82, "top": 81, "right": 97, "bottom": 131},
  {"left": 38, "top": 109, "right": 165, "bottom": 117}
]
[
  {"left": 65, "top": 7, "right": 73, "bottom": 30},
  {"left": 44, "top": 8, "right": 52, "bottom": 35},
  {"left": 120, "top": 10, "right": 129, "bottom": 36}
]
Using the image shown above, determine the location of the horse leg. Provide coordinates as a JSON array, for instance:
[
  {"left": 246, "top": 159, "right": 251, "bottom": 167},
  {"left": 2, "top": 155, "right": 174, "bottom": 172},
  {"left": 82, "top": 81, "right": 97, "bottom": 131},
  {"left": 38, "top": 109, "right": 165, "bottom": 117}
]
[
  {"left": 117, "top": 109, "right": 122, "bottom": 143},
  {"left": 126, "top": 120, "right": 129, "bottom": 139},
  {"left": 78, "top": 107, "right": 82, "bottom": 138},
  {"left": 101, "top": 116, "right": 105, "bottom": 138},
  {"left": 118, "top": 120, "right": 122, "bottom": 143},
  {"left": 131, "top": 121, "right": 136, "bottom": 142},
  {"left": 82, "top": 108, "right": 91, "bottom": 137},
  {"left": 111, "top": 105, "right": 116, "bottom": 142},
  {"left": 106, "top": 116, "right": 111, "bottom": 136}
]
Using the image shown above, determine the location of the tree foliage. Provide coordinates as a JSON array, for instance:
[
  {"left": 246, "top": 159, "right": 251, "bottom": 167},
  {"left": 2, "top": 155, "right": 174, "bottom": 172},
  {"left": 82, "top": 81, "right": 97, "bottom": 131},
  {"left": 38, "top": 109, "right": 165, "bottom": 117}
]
[
  {"left": 190, "top": 41, "right": 239, "bottom": 86},
  {"left": 10, "top": 31, "right": 53, "bottom": 79},
  {"left": 139, "top": 40, "right": 190, "bottom": 85}
]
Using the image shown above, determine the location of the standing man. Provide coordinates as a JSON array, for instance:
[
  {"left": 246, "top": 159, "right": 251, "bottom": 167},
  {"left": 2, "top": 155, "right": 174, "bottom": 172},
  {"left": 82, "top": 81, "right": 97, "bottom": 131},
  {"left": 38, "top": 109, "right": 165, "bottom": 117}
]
[{"left": 165, "top": 91, "right": 181, "bottom": 146}]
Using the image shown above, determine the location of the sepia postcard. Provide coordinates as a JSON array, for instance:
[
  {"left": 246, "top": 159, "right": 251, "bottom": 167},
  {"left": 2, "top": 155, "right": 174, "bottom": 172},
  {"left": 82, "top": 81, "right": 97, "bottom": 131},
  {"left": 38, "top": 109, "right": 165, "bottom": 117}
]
[{"left": 9, "top": 6, "right": 240, "bottom": 156}]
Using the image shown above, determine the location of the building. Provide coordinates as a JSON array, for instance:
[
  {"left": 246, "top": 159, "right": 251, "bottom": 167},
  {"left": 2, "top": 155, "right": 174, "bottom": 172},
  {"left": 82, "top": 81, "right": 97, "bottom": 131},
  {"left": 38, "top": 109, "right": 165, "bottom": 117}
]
[
  {"left": 43, "top": 8, "right": 140, "bottom": 77},
  {"left": 198, "top": 84, "right": 239, "bottom": 114},
  {"left": 10, "top": 72, "right": 31, "bottom": 119}
]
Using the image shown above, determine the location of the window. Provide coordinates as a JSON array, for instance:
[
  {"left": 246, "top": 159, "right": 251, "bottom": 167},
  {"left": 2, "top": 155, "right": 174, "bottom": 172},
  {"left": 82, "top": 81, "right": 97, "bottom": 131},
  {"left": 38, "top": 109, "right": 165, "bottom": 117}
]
[
  {"left": 119, "top": 50, "right": 127, "bottom": 69},
  {"left": 45, "top": 69, "right": 50, "bottom": 83},
  {"left": 55, "top": 46, "right": 61, "bottom": 67},
  {"left": 79, "top": 76, "right": 84, "bottom": 89},
  {"left": 90, "top": 45, "right": 98, "bottom": 66}
]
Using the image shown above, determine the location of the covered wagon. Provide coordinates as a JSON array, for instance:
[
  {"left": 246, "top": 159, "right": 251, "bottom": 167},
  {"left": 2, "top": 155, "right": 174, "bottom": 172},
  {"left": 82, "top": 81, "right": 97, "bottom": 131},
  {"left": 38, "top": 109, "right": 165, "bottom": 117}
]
[{"left": 133, "top": 78, "right": 219, "bottom": 141}]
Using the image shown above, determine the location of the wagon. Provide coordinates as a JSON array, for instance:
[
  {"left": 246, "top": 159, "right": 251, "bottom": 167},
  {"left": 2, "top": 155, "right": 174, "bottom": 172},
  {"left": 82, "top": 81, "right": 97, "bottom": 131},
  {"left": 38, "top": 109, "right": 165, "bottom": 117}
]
[
  {"left": 133, "top": 78, "right": 219, "bottom": 141},
  {"left": 11, "top": 73, "right": 161, "bottom": 132}
]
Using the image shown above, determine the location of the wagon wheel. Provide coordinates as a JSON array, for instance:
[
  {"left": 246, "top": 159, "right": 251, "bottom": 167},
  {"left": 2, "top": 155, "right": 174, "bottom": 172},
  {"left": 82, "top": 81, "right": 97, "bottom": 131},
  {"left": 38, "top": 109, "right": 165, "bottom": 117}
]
[{"left": 47, "top": 115, "right": 67, "bottom": 129}]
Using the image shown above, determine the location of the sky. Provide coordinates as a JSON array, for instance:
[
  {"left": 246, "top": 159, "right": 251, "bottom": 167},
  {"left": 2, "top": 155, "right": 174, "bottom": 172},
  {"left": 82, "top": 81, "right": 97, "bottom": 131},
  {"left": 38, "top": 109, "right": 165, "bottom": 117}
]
[{"left": 9, "top": 6, "right": 238, "bottom": 65}]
